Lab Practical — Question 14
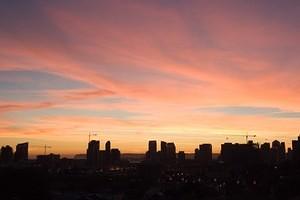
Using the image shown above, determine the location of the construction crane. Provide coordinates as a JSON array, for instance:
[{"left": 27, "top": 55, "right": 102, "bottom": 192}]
[
  {"left": 32, "top": 145, "right": 52, "bottom": 155},
  {"left": 71, "top": 130, "right": 100, "bottom": 142},
  {"left": 225, "top": 133, "right": 256, "bottom": 143},
  {"left": 88, "top": 131, "right": 99, "bottom": 142}
]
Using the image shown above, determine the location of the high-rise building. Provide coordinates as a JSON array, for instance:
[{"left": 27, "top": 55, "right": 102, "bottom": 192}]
[
  {"left": 149, "top": 140, "right": 157, "bottom": 153},
  {"left": 87, "top": 140, "right": 100, "bottom": 167},
  {"left": 220, "top": 141, "right": 259, "bottom": 165},
  {"left": 161, "top": 141, "right": 167, "bottom": 153},
  {"left": 292, "top": 136, "right": 300, "bottom": 164},
  {"left": 15, "top": 142, "right": 28, "bottom": 161},
  {"left": 105, "top": 141, "right": 111, "bottom": 153},
  {"left": 260, "top": 142, "right": 271, "bottom": 164},
  {"left": 271, "top": 140, "right": 286, "bottom": 163},
  {"left": 111, "top": 148, "right": 121, "bottom": 164},
  {"left": 166, "top": 142, "right": 176, "bottom": 161},
  {"left": 160, "top": 141, "right": 167, "bottom": 161},
  {"left": 0, "top": 145, "right": 13, "bottom": 162},
  {"left": 147, "top": 140, "right": 157, "bottom": 161},
  {"left": 195, "top": 144, "right": 212, "bottom": 165},
  {"left": 104, "top": 141, "right": 111, "bottom": 167}
]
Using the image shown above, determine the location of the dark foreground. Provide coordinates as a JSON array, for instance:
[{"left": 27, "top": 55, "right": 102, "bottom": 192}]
[{"left": 2, "top": 161, "right": 300, "bottom": 200}]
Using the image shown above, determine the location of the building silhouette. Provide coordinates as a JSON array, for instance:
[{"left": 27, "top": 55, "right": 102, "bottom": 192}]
[
  {"left": 292, "top": 136, "right": 300, "bottom": 164},
  {"left": 146, "top": 140, "right": 157, "bottom": 161},
  {"left": 195, "top": 144, "right": 212, "bottom": 165},
  {"left": 220, "top": 141, "right": 259, "bottom": 165},
  {"left": 160, "top": 141, "right": 167, "bottom": 161},
  {"left": 87, "top": 140, "right": 100, "bottom": 167},
  {"left": 111, "top": 148, "right": 121, "bottom": 164},
  {"left": 260, "top": 142, "right": 271, "bottom": 164},
  {"left": 37, "top": 153, "right": 60, "bottom": 162},
  {"left": 14, "top": 142, "right": 28, "bottom": 161},
  {"left": 166, "top": 142, "right": 176, "bottom": 162},
  {"left": 0, "top": 145, "right": 13, "bottom": 162},
  {"left": 178, "top": 151, "right": 185, "bottom": 162},
  {"left": 104, "top": 141, "right": 111, "bottom": 167},
  {"left": 105, "top": 141, "right": 111, "bottom": 153},
  {"left": 270, "top": 140, "right": 286, "bottom": 163}
]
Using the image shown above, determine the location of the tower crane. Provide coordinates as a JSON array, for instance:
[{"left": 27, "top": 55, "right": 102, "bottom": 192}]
[
  {"left": 225, "top": 133, "right": 256, "bottom": 143},
  {"left": 71, "top": 130, "right": 100, "bottom": 142},
  {"left": 32, "top": 145, "right": 52, "bottom": 155}
]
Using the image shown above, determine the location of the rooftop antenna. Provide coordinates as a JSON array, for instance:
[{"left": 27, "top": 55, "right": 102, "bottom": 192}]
[{"left": 88, "top": 131, "right": 98, "bottom": 143}]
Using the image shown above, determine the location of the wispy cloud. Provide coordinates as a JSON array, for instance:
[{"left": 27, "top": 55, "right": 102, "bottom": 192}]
[
  {"left": 199, "top": 106, "right": 300, "bottom": 119},
  {"left": 0, "top": 1, "right": 300, "bottom": 152}
]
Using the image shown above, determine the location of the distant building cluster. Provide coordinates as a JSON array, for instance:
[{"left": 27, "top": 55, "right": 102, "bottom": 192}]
[
  {"left": 144, "top": 136, "right": 300, "bottom": 166},
  {"left": 0, "top": 142, "right": 28, "bottom": 162},
  {"left": 2, "top": 136, "right": 300, "bottom": 168},
  {"left": 145, "top": 141, "right": 177, "bottom": 163},
  {"left": 87, "top": 140, "right": 121, "bottom": 169}
]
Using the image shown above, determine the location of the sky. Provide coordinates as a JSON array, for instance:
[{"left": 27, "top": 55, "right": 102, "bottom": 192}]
[{"left": 0, "top": 0, "right": 300, "bottom": 157}]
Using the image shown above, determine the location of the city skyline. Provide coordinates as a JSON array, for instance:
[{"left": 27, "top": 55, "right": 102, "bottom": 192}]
[{"left": 1, "top": 1, "right": 300, "bottom": 155}]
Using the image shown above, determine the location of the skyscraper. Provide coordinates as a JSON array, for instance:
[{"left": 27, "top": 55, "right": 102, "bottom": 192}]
[
  {"left": 149, "top": 140, "right": 157, "bottom": 153},
  {"left": 104, "top": 141, "right": 111, "bottom": 167},
  {"left": 15, "top": 142, "right": 28, "bottom": 161},
  {"left": 271, "top": 140, "right": 286, "bottom": 162},
  {"left": 161, "top": 141, "right": 167, "bottom": 154},
  {"left": 166, "top": 142, "right": 176, "bottom": 161},
  {"left": 292, "top": 136, "right": 300, "bottom": 164},
  {"left": 111, "top": 148, "right": 121, "bottom": 164},
  {"left": 87, "top": 140, "right": 100, "bottom": 167},
  {"left": 195, "top": 143, "right": 212, "bottom": 165},
  {"left": 147, "top": 140, "right": 157, "bottom": 161},
  {"left": 160, "top": 141, "right": 167, "bottom": 161},
  {"left": 260, "top": 142, "right": 271, "bottom": 164},
  {"left": 105, "top": 141, "right": 111, "bottom": 153}
]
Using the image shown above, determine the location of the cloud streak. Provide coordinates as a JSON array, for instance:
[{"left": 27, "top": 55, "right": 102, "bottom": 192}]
[
  {"left": 0, "top": 1, "right": 300, "bottom": 152},
  {"left": 199, "top": 106, "right": 300, "bottom": 119}
]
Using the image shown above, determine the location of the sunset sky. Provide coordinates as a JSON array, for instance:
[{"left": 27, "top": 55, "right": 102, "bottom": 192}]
[{"left": 1, "top": 0, "right": 300, "bottom": 157}]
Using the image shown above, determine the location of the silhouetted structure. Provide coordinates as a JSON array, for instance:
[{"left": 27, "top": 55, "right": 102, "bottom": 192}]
[
  {"left": 292, "top": 136, "right": 300, "bottom": 164},
  {"left": 195, "top": 143, "right": 212, "bottom": 165},
  {"left": 178, "top": 151, "right": 185, "bottom": 162},
  {"left": 0, "top": 145, "right": 13, "bottom": 162},
  {"left": 36, "top": 153, "right": 60, "bottom": 168},
  {"left": 104, "top": 141, "right": 111, "bottom": 167},
  {"left": 166, "top": 142, "right": 176, "bottom": 162},
  {"left": 3, "top": 135, "right": 300, "bottom": 199},
  {"left": 111, "top": 148, "right": 121, "bottom": 164},
  {"left": 270, "top": 140, "right": 286, "bottom": 163},
  {"left": 105, "top": 141, "right": 111, "bottom": 152},
  {"left": 87, "top": 140, "right": 100, "bottom": 167},
  {"left": 37, "top": 153, "right": 60, "bottom": 162},
  {"left": 260, "top": 142, "right": 271, "bottom": 164},
  {"left": 160, "top": 141, "right": 167, "bottom": 160},
  {"left": 220, "top": 141, "right": 259, "bottom": 165},
  {"left": 146, "top": 140, "right": 157, "bottom": 161},
  {"left": 14, "top": 142, "right": 28, "bottom": 161}
]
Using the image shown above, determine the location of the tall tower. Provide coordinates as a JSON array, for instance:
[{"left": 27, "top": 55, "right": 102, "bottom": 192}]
[
  {"left": 105, "top": 141, "right": 111, "bottom": 153},
  {"left": 15, "top": 142, "right": 28, "bottom": 161},
  {"left": 147, "top": 140, "right": 157, "bottom": 161},
  {"left": 166, "top": 142, "right": 176, "bottom": 161},
  {"left": 87, "top": 140, "right": 100, "bottom": 167}
]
